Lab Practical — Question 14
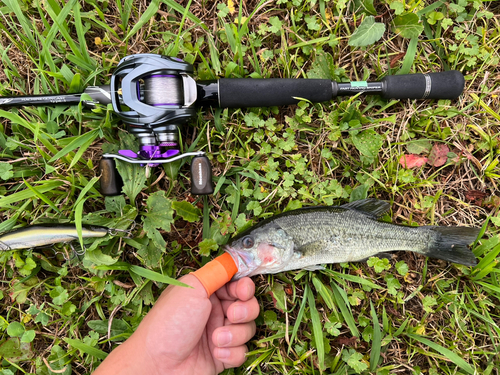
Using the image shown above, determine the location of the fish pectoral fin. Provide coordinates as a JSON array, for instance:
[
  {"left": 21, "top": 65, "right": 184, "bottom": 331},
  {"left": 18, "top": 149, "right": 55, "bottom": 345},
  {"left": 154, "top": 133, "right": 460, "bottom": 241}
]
[
  {"left": 303, "top": 264, "right": 325, "bottom": 271},
  {"left": 340, "top": 198, "right": 391, "bottom": 219}
]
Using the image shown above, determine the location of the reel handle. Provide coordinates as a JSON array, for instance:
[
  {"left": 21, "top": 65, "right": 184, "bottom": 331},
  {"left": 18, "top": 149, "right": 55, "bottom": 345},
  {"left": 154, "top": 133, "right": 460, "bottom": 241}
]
[
  {"left": 380, "top": 70, "right": 464, "bottom": 100},
  {"left": 99, "top": 158, "right": 123, "bottom": 196},
  {"left": 190, "top": 155, "right": 214, "bottom": 195}
]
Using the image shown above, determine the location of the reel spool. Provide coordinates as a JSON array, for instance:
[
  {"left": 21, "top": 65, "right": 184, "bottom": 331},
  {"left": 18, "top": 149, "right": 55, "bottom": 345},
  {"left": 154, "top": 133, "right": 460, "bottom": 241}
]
[{"left": 100, "top": 54, "right": 213, "bottom": 197}]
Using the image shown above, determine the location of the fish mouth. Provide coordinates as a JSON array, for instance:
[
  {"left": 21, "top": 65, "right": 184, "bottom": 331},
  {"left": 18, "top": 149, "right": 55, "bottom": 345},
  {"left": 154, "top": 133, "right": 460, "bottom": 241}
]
[{"left": 224, "top": 246, "right": 255, "bottom": 279}]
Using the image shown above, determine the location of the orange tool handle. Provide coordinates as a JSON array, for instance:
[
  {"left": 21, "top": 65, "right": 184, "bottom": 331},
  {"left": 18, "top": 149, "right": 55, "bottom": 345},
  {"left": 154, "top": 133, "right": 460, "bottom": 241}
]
[{"left": 191, "top": 252, "right": 238, "bottom": 297}]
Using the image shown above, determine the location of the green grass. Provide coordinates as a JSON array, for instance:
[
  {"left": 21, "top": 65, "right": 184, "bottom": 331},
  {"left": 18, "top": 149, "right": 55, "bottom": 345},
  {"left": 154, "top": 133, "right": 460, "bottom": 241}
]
[{"left": 1, "top": 0, "right": 500, "bottom": 374}]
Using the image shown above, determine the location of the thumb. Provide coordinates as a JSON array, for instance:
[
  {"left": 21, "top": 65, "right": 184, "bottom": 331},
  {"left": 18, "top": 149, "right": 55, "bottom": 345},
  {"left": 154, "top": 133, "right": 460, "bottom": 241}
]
[{"left": 191, "top": 253, "right": 239, "bottom": 297}]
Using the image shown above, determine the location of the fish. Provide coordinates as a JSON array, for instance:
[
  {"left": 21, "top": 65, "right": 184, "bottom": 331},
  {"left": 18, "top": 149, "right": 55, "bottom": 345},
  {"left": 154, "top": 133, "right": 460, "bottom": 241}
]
[
  {"left": 0, "top": 224, "right": 109, "bottom": 251},
  {"left": 224, "top": 199, "right": 480, "bottom": 279}
]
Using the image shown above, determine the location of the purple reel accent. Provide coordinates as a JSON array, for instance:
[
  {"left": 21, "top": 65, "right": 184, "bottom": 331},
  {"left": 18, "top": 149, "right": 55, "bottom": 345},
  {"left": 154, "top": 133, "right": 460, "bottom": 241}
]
[{"left": 118, "top": 147, "right": 180, "bottom": 167}]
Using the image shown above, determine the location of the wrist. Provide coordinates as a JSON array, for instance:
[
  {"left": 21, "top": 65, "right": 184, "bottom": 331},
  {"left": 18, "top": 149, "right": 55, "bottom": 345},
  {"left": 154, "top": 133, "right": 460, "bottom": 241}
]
[{"left": 93, "top": 334, "right": 158, "bottom": 375}]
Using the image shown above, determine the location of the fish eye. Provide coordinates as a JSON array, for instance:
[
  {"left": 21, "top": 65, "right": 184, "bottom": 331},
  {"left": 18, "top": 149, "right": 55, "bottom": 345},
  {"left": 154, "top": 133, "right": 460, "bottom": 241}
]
[{"left": 242, "top": 236, "right": 254, "bottom": 249}]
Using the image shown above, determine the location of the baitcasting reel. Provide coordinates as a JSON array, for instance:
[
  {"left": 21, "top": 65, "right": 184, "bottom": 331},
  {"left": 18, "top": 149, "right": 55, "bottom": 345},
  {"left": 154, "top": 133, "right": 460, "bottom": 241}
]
[
  {"left": 0, "top": 53, "right": 466, "bottom": 198},
  {"left": 97, "top": 54, "right": 213, "bottom": 196}
]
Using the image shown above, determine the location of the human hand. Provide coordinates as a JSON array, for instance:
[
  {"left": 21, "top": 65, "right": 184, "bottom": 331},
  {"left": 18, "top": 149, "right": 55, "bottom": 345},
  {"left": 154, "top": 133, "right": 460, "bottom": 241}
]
[{"left": 93, "top": 274, "right": 259, "bottom": 375}]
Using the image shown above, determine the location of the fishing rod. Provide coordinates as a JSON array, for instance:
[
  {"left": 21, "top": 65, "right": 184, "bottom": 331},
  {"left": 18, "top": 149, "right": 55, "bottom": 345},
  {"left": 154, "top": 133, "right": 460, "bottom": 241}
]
[{"left": 0, "top": 54, "right": 465, "bottom": 196}]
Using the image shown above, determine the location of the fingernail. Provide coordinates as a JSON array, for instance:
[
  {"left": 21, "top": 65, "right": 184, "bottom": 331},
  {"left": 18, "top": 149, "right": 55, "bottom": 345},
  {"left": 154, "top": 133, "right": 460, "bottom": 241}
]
[
  {"left": 217, "top": 330, "right": 232, "bottom": 347},
  {"left": 233, "top": 305, "right": 247, "bottom": 322},
  {"left": 215, "top": 348, "right": 231, "bottom": 359}
]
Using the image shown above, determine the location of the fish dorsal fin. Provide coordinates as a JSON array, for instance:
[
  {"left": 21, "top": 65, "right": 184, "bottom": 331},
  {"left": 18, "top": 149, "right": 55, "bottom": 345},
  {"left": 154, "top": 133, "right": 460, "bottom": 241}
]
[{"left": 340, "top": 198, "right": 391, "bottom": 219}]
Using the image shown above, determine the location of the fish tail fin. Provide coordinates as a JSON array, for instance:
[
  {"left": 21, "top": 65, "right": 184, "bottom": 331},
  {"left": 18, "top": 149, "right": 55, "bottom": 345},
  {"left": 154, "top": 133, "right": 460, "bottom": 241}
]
[{"left": 424, "top": 226, "right": 480, "bottom": 266}]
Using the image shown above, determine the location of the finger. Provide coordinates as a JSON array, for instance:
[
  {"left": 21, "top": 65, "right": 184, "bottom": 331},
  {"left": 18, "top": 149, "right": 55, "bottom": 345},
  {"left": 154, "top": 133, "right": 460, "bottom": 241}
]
[
  {"left": 212, "top": 322, "right": 256, "bottom": 348},
  {"left": 213, "top": 345, "right": 248, "bottom": 368},
  {"left": 226, "top": 297, "right": 260, "bottom": 324},
  {"left": 215, "top": 277, "right": 255, "bottom": 302}
]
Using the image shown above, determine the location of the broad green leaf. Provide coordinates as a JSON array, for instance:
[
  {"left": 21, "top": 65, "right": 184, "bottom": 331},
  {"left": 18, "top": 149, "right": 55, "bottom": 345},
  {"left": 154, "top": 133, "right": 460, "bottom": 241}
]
[
  {"left": 390, "top": 1, "right": 405, "bottom": 15},
  {"left": 115, "top": 161, "right": 147, "bottom": 202},
  {"left": 268, "top": 16, "right": 282, "bottom": 34},
  {"left": 20, "top": 330, "right": 36, "bottom": 343},
  {"left": 198, "top": 238, "right": 218, "bottom": 257},
  {"left": 350, "top": 184, "right": 369, "bottom": 202},
  {"left": 352, "top": 129, "right": 384, "bottom": 159},
  {"left": 407, "top": 139, "right": 432, "bottom": 154},
  {"left": 0, "top": 163, "right": 14, "bottom": 180},
  {"left": 7, "top": 322, "right": 24, "bottom": 337},
  {"left": 342, "top": 348, "right": 368, "bottom": 373},
  {"left": 395, "top": 261, "right": 409, "bottom": 276},
  {"left": 0, "top": 338, "right": 34, "bottom": 361},
  {"left": 143, "top": 191, "right": 174, "bottom": 232},
  {"left": 325, "top": 321, "right": 341, "bottom": 336},
  {"left": 105, "top": 195, "right": 127, "bottom": 215},
  {"left": 349, "top": 16, "right": 385, "bottom": 47},
  {"left": 367, "top": 257, "right": 391, "bottom": 273},
  {"left": 142, "top": 191, "right": 174, "bottom": 256},
  {"left": 172, "top": 200, "right": 201, "bottom": 222},
  {"left": 352, "top": 0, "right": 376, "bottom": 15},
  {"left": 393, "top": 13, "right": 424, "bottom": 39},
  {"left": 85, "top": 249, "right": 118, "bottom": 266},
  {"left": 426, "top": 11, "right": 444, "bottom": 25},
  {"left": 307, "top": 53, "right": 338, "bottom": 80},
  {"left": 50, "top": 286, "right": 69, "bottom": 306},
  {"left": 134, "top": 238, "right": 163, "bottom": 268},
  {"left": 271, "top": 283, "right": 287, "bottom": 312}
]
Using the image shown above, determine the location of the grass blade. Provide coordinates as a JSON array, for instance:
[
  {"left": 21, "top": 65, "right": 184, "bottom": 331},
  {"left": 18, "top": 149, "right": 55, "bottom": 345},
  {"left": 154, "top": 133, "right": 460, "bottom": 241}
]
[
  {"left": 369, "top": 301, "right": 381, "bottom": 371},
  {"left": 397, "top": 37, "right": 418, "bottom": 75},
  {"left": 161, "top": 0, "right": 208, "bottom": 31},
  {"left": 48, "top": 129, "right": 100, "bottom": 163},
  {"left": 406, "top": 334, "right": 475, "bottom": 374},
  {"left": 22, "top": 179, "right": 61, "bottom": 213},
  {"left": 322, "top": 269, "right": 382, "bottom": 290},
  {"left": 331, "top": 282, "right": 360, "bottom": 338},
  {"left": 125, "top": 0, "right": 160, "bottom": 42},
  {"left": 64, "top": 338, "right": 107, "bottom": 360},
  {"left": 129, "top": 265, "right": 189, "bottom": 288},
  {"left": 0, "top": 180, "right": 65, "bottom": 207},
  {"left": 312, "top": 275, "right": 335, "bottom": 309},
  {"left": 307, "top": 286, "right": 324, "bottom": 370},
  {"left": 288, "top": 284, "right": 309, "bottom": 353}
]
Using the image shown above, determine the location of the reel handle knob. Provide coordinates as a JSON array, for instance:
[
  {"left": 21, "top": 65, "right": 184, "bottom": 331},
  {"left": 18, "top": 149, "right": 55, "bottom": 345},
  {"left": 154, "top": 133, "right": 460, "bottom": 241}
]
[
  {"left": 190, "top": 155, "right": 214, "bottom": 195},
  {"left": 99, "top": 158, "right": 123, "bottom": 196}
]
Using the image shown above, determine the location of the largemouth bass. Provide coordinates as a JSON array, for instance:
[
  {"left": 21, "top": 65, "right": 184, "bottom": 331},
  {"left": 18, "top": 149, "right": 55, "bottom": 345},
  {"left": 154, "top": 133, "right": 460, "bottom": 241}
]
[{"left": 224, "top": 199, "right": 480, "bottom": 279}]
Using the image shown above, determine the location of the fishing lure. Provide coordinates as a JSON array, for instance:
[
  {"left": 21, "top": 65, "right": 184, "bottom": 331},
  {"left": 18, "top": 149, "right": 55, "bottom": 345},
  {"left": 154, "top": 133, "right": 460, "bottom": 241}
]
[{"left": 0, "top": 224, "right": 126, "bottom": 252}]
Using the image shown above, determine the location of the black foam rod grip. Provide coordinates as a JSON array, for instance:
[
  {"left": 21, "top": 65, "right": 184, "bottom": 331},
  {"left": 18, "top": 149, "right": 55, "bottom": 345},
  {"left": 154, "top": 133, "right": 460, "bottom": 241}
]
[
  {"left": 99, "top": 158, "right": 123, "bottom": 196},
  {"left": 381, "top": 71, "right": 464, "bottom": 100},
  {"left": 191, "top": 155, "right": 214, "bottom": 195},
  {"left": 218, "top": 78, "right": 333, "bottom": 108}
]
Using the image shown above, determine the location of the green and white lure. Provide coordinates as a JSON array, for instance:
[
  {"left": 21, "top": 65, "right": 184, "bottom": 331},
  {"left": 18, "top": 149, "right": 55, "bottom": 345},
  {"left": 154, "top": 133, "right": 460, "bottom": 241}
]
[{"left": 0, "top": 224, "right": 112, "bottom": 251}]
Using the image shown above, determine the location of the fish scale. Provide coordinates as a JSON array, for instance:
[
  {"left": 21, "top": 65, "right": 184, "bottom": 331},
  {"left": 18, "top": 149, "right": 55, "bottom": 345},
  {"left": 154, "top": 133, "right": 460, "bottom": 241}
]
[
  {"left": 224, "top": 199, "right": 480, "bottom": 279},
  {"left": 276, "top": 209, "right": 430, "bottom": 269}
]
